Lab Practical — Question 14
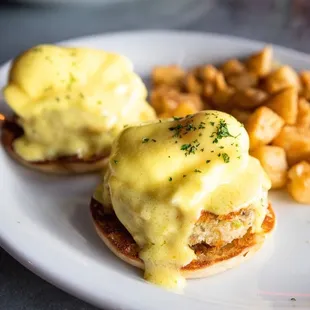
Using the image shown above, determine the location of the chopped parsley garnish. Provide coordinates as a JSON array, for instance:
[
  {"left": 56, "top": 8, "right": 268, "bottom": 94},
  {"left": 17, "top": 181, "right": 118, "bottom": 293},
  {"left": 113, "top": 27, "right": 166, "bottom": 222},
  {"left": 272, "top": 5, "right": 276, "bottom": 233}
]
[
  {"left": 142, "top": 138, "right": 150, "bottom": 143},
  {"left": 198, "top": 121, "right": 206, "bottom": 129},
  {"left": 183, "top": 174, "right": 187, "bottom": 178},
  {"left": 194, "top": 169, "right": 202, "bottom": 173},
  {"left": 211, "top": 119, "right": 235, "bottom": 144},
  {"left": 173, "top": 116, "right": 183, "bottom": 120},
  {"left": 168, "top": 177, "right": 172, "bottom": 182},
  {"left": 152, "top": 139, "right": 157, "bottom": 142},
  {"left": 180, "top": 141, "right": 200, "bottom": 156},
  {"left": 114, "top": 160, "right": 118, "bottom": 164},
  {"left": 219, "top": 146, "right": 224, "bottom": 149},
  {"left": 169, "top": 124, "right": 183, "bottom": 138},
  {"left": 200, "top": 148, "right": 204, "bottom": 152},
  {"left": 210, "top": 122, "right": 215, "bottom": 126},
  {"left": 222, "top": 153, "right": 230, "bottom": 163},
  {"left": 55, "top": 97, "right": 60, "bottom": 102},
  {"left": 206, "top": 160, "right": 211, "bottom": 164}
]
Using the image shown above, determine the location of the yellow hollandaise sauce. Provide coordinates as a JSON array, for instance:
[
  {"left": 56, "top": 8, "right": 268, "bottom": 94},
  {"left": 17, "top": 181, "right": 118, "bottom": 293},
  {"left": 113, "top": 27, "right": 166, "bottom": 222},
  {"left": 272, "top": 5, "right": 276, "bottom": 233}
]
[
  {"left": 4, "top": 45, "right": 156, "bottom": 161},
  {"left": 102, "top": 110, "right": 271, "bottom": 290}
]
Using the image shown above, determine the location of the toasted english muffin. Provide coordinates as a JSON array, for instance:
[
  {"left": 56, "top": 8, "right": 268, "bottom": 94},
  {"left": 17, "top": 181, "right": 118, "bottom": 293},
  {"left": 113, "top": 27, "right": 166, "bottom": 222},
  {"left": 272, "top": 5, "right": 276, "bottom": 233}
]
[
  {"left": 90, "top": 198, "right": 276, "bottom": 278},
  {"left": 1, "top": 119, "right": 109, "bottom": 174}
]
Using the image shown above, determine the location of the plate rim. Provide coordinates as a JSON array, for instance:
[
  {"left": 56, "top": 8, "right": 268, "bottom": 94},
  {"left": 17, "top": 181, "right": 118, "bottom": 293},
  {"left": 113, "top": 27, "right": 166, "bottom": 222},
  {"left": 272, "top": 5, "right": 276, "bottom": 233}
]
[{"left": 1, "top": 30, "right": 310, "bottom": 310}]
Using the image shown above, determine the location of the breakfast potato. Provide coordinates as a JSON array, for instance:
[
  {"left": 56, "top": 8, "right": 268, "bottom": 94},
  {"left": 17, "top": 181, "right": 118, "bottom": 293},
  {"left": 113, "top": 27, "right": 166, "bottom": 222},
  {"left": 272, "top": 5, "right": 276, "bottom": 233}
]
[
  {"left": 263, "top": 65, "right": 300, "bottom": 94},
  {"left": 246, "top": 46, "right": 273, "bottom": 77},
  {"left": 230, "top": 88, "right": 268, "bottom": 110},
  {"left": 152, "top": 65, "right": 185, "bottom": 87},
  {"left": 221, "top": 59, "right": 245, "bottom": 77},
  {"left": 272, "top": 126, "right": 310, "bottom": 166},
  {"left": 265, "top": 87, "right": 298, "bottom": 125},
  {"left": 203, "top": 82, "right": 215, "bottom": 99},
  {"left": 200, "top": 65, "right": 218, "bottom": 82},
  {"left": 246, "top": 106, "right": 284, "bottom": 150},
  {"left": 287, "top": 161, "right": 310, "bottom": 204},
  {"left": 230, "top": 108, "right": 252, "bottom": 124},
  {"left": 211, "top": 87, "right": 235, "bottom": 112},
  {"left": 227, "top": 72, "right": 258, "bottom": 90},
  {"left": 299, "top": 71, "right": 310, "bottom": 100},
  {"left": 184, "top": 73, "right": 202, "bottom": 95},
  {"left": 214, "top": 72, "right": 228, "bottom": 91},
  {"left": 150, "top": 86, "right": 180, "bottom": 114},
  {"left": 173, "top": 102, "right": 199, "bottom": 117},
  {"left": 296, "top": 98, "right": 310, "bottom": 128},
  {"left": 250, "top": 145, "right": 288, "bottom": 189}
]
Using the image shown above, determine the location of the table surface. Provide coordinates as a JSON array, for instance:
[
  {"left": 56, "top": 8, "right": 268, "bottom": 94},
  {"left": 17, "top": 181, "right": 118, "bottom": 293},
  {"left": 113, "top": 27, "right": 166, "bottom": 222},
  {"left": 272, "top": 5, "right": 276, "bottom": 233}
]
[{"left": 1, "top": 0, "right": 310, "bottom": 309}]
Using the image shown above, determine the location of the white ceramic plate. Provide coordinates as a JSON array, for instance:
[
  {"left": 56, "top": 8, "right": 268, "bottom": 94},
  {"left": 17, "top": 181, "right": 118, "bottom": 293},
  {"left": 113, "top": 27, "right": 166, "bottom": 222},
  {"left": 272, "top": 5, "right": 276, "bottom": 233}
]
[{"left": 0, "top": 31, "right": 310, "bottom": 310}]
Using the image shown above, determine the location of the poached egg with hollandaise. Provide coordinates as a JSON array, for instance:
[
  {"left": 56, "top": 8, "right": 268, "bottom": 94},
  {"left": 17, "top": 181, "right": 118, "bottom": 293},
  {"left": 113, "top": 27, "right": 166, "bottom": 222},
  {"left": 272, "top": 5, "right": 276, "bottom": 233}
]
[
  {"left": 91, "top": 110, "right": 276, "bottom": 290},
  {"left": 2, "top": 45, "right": 155, "bottom": 172}
]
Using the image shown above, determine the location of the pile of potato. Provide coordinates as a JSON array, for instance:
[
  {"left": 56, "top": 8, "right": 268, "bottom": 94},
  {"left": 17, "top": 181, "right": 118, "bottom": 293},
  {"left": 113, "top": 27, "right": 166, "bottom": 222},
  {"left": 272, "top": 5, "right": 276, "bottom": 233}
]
[{"left": 150, "top": 46, "right": 310, "bottom": 204}]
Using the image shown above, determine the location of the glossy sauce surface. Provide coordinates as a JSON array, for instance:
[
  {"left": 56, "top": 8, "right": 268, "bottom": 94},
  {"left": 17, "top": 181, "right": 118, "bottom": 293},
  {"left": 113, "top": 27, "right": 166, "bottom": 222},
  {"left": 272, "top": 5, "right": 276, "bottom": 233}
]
[
  {"left": 102, "top": 111, "right": 271, "bottom": 289},
  {"left": 4, "top": 45, "right": 155, "bottom": 161}
]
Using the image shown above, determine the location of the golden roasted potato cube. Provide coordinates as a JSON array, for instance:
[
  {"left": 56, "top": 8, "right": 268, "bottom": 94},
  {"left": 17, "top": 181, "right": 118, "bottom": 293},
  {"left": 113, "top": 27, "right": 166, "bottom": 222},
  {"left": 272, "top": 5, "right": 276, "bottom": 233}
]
[
  {"left": 265, "top": 87, "right": 298, "bottom": 125},
  {"left": 300, "top": 71, "right": 310, "bottom": 100},
  {"left": 250, "top": 145, "right": 288, "bottom": 189},
  {"left": 297, "top": 98, "right": 310, "bottom": 128},
  {"left": 263, "top": 65, "right": 300, "bottom": 94},
  {"left": 200, "top": 65, "right": 218, "bottom": 82},
  {"left": 214, "top": 72, "right": 228, "bottom": 91},
  {"left": 287, "top": 161, "right": 310, "bottom": 204},
  {"left": 152, "top": 65, "right": 185, "bottom": 87},
  {"left": 246, "top": 46, "right": 273, "bottom": 77},
  {"left": 184, "top": 73, "right": 202, "bottom": 95},
  {"left": 221, "top": 59, "right": 245, "bottom": 77},
  {"left": 230, "top": 108, "right": 252, "bottom": 124},
  {"left": 203, "top": 82, "right": 215, "bottom": 99},
  {"left": 173, "top": 102, "right": 199, "bottom": 117},
  {"left": 272, "top": 126, "right": 310, "bottom": 166},
  {"left": 211, "top": 87, "right": 235, "bottom": 112},
  {"left": 231, "top": 88, "right": 268, "bottom": 110},
  {"left": 150, "top": 86, "right": 179, "bottom": 114},
  {"left": 227, "top": 72, "right": 258, "bottom": 90},
  {"left": 246, "top": 106, "right": 285, "bottom": 150}
]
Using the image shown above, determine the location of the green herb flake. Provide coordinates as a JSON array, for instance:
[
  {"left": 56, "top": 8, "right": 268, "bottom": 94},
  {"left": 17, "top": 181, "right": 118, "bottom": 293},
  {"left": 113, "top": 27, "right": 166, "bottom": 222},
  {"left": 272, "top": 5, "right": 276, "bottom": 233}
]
[
  {"left": 168, "top": 177, "right": 172, "bottom": 182},
  {"left": 114, "top": 160, "right": 118, "bottom": 164},
  {"left": 152, "top": 139, "right": 157, "bottom": 142},
  {"left": 97, "top": 100, "right": 102, "bottom": 105},
  {"left": 210, "top": 119, "right": 235, "bottom": 144},
  {"left": 222, "top": 153, "right": 230, "bottom": 163},
  {"left": 206, "top": 160, "right": 211, "bottom": 164},
  {"left": 183, "top": 174, "right": 187, "bottom": 178},
  {"left": 55, "top": 97, "right": 60, "bottom": 102},
  {"left": 173, "top": 116, "right": 183, "bottom": 120},
  {"left": 79, "top": 92, "right": 84, "bottom": 99},
  {"left": 142, "top": 138, "right": 150, "bottom": 143},
  {"left": 194, "top": 169, "right": 202, "bottom": 173},
  {"left": 210, "top": 122, "right": 215, "bottom": 126},
  {"left": 198, "top": 121, "right": 206, "bottom": 129}
]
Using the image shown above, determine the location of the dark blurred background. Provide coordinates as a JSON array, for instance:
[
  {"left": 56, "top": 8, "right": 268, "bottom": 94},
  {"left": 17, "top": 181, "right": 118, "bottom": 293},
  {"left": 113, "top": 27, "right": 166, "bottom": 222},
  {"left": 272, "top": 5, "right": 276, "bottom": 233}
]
[{"left": 1, "top": 0, "right": 310, "bottom": 309}]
